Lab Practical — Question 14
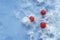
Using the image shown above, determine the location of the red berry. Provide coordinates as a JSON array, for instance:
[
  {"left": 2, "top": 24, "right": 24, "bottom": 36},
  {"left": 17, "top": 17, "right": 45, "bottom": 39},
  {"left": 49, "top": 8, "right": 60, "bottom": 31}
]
[
  {"left": 40, "top": 9, "right": 46, "bottom": 15},
  {"left": 29, "top": 16, "right": 34, "bottom": 22},
  {"left": 40, "top": 22, "right": 46, "bottom": 29}
]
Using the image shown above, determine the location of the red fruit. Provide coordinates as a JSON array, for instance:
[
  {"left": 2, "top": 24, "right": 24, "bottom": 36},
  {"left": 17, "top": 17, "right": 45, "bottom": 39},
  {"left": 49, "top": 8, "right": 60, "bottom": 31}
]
[
  {"left": 40, "top": 22, "right": 46, "bottom": 29},
  {"left": 40, "top": 9, "right": 46, "bottom": 15},
  {"left": 29, "top": 16, "right": 34, "bottom": 22}
]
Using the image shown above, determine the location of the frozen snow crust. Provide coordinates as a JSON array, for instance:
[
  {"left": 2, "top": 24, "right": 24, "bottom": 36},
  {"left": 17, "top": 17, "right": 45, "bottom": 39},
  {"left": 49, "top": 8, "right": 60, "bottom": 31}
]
[{"left": 15, "top": 0, "right": 60, "bottom": 40}]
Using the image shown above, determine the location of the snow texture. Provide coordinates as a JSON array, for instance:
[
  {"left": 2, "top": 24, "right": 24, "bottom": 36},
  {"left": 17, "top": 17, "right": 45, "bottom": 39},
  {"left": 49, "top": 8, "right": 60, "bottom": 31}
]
[
  {"left": 17, "top": 0, "right": 60, "bottom": 40},
  {"left": 0, "top": 0, "right": 60, "bottom": 40}
]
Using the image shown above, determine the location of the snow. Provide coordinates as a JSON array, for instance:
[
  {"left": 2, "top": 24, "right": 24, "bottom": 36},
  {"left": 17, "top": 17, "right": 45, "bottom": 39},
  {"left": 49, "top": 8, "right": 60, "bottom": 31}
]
[{"left": 15, "top": 0, "right": 60, "bottom": 40}]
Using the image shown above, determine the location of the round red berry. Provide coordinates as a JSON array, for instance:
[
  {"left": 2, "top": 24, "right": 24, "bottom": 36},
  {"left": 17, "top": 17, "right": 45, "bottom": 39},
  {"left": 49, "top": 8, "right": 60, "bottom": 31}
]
[
  {"left": 40, "top": 22, "right": 46, "bottom": 29},
  {"left": 40, "top": 9, "right": 46, "bottom": 15},
  {"left": 29, "top": 16, "right": 34, "bottom": 22}
]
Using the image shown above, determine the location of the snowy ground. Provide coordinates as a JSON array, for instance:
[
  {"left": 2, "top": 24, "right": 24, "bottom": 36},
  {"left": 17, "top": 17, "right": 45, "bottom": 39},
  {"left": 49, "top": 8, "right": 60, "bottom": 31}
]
[{"left": 0, "top": 0, "right": 60, "bottom": 40}]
